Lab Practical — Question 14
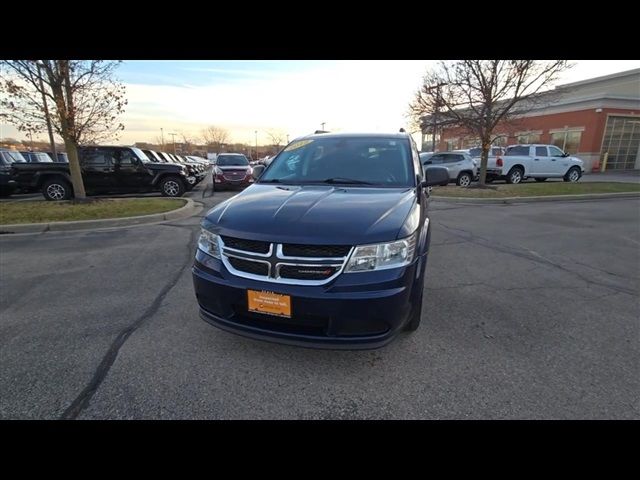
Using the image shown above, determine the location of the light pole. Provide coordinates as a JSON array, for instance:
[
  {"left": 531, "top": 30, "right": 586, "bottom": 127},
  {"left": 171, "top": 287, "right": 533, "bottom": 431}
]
[
  {"left": 168, "top": 132, "right": 177, "bottom": 154},
  {"left": 286, "top": 134, "right": 290, "bottom": 143},
  {"left": 161, "top": 128, "right": 165, "bottom": 149},
  {"left": 254, "top": 130, "right": 258, "bottom": 160},
  {"left": 321, "top": 122, "right": 326, "bottom": 131}
]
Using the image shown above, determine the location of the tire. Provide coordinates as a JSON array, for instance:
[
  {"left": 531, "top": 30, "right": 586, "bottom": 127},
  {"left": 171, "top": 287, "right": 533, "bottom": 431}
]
[
  {"left": 42, "top": 177, "right": 72, "bottom": 201},
  {"left": 456, "top": 172, "right": 472, "bottom": 187},
  {"left": 440, "top": 181, "right": 449, "bottom": 187},
  {"left": 506, "top": 167, "right": 524, "bottom": 184},
  {"left": 404, "top": 279, "right": 424, "bottom": 332},
  {"left": 0, "top": 188, "right": 12, "bottom": 198},
  {"left": 159, "top": 176, "right": 186, "bottom": 197},
  {"left": 564, "top": 167, "right": 581, "bottom": 183},
  {"left": 534, "top": 178, "right": 547, "bottom": 182},
  {"left": 485, "top": 177, "right": 494, "bottom": 184}
]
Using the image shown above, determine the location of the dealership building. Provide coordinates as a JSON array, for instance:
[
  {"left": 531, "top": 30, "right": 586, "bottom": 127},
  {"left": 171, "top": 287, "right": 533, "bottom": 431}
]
[{"left": 420, "top": 68, "right": 640, "bottom": 171}]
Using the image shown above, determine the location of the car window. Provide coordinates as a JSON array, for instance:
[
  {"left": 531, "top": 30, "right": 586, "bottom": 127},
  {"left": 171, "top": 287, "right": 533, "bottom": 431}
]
[
  {"left": 548, "top": 146, "right": 564, "bottom": 157},
  {"left": 505, "top": 145, "right": 530, "bottom": 156},
  {"left": 1, "top": 151, "right": 27, "bottom": 163},
  {"left": 81, "top": 149, "right": 114, "bottom": 166},
  {"left": 217, "top": 154, "right": 249, "bottom": 166},
  {"left": 119, "top": 149, "right": 138, "bottom": 165},
  {"left": 535, "top": 146, "right": 548, "bottom": 157},
  {"left": 260, "top": 136, "right": 413, "bottom": 187}
]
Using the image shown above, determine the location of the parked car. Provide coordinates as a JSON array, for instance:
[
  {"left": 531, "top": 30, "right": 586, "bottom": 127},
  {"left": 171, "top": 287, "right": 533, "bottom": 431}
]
[
  {"left": 11, "top": 146, "right": 192, "bottom": 200},
  {"left": 0, "top": 149, "right": 26, "bottom": 196},
  {"left": 186, "top": 155, "right": 209, "bottom": 166},
  {"left": 489, "top": 144, "right": 585, "bottom": 184},
  {"left": 157, "top": 152, "right": 204, "bottom": 185},
  {"left": 212, "top": 153, "right": 254, "bottom": 189},
  {"left": 20, "top": 151, "right": 54, "bottom": 163},
  {"left": 422, "top": 151, "right": 477, "bottom": 187},
  {"left": 192, "top": 131, "right": 450, "bottom": 349}
]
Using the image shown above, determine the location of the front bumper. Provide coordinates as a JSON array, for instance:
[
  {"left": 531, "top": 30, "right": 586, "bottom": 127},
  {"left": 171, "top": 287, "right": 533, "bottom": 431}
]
[
  {"left": 192, "top": 249, "right": 425, "bottom": 349},
  {"left": 214, "top": 175, "right": 253, "bottom": 188}
]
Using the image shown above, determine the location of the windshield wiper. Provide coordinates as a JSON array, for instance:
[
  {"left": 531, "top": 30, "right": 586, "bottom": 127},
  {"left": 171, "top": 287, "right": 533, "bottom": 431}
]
[
  {"left": 259, "top": 178, "right": 282, "bottom": 183},
  {"left": 318, "top": 177, "right": 373, "bottom": 185}
]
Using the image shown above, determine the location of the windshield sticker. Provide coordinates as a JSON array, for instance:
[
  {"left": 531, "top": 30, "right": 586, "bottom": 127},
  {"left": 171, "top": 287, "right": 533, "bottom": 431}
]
[{"left": 284, "top": 139, "right": 314, "bottom": 151}]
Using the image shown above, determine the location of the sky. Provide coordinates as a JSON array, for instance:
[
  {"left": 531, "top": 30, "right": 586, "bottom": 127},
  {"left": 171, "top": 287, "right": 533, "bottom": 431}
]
[{"left": 2, "top": 60, "right": 639, "bottom": 149}]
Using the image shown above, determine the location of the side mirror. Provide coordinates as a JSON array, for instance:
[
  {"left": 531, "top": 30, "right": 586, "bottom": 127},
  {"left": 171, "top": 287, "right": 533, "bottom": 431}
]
[
  {"left": 423, "top": 160, "right": 432, "bottom": 165},
  {"left": 252, "top": 164, "right": 265, "bottom": 179},
  {"left": 422, "top": 166, "right": 449, "bottom": 186},
  {"left": 562, "top": 152, "right": 570, "bottom": 157}
]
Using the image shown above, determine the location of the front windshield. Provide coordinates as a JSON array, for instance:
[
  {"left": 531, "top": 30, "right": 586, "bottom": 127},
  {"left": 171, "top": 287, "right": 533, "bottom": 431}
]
[
  {"left": 3, "top": 151, "right": 27, "bottom": 163},
  {"left": 217, "top": 154, "right": 248, "bottom": 166},
  {"left": 259, "top": 137, "right": 413, "bottom": 187},
  {"left": 132, "top": 147, "right": 151, "bottom": 163}
]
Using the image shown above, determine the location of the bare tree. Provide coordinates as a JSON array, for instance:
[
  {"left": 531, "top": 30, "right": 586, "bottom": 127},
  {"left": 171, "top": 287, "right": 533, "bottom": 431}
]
[
  {"left": 0, "top": 60, "right": 127, "bottom": 199},
  {"left": 409, "top": 60, "right": 571, "bottom": 186},
  {"left": 201, "top": 126, "right": 229, "bottom": 153},
  {"left": 266, "top": 130, "right": 285, "bottom": 149},
  {"left": 181, "top": 132, "right": 199, "bottom": 155}
]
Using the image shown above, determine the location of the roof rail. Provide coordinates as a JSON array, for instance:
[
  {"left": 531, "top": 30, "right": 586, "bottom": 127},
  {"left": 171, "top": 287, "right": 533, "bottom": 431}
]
[
  {"left": 314, "top": 130, "right": 330, "bottom": 134},
  {"left": 399, "top": 128, "right": 406, "bottom": 133}
]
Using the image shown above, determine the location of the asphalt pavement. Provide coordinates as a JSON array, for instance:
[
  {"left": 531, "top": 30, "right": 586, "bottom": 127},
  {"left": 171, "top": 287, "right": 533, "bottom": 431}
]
[{"left": 0, "top": 180, "right": 638, "bottom": 419}]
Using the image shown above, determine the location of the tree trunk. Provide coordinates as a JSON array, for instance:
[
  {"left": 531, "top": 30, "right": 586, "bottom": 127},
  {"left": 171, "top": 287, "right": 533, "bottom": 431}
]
[
  {"left": 65, "top": 140, "right": 86, "bottom": 199},
  {"left": 478, "top": 137, "right": 491, "bottom": 186}
]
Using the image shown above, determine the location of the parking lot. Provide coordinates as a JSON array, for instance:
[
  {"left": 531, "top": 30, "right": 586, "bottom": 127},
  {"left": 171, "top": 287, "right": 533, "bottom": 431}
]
[{"left": 0, "top": 179, "right": 638, "bottom": 419}]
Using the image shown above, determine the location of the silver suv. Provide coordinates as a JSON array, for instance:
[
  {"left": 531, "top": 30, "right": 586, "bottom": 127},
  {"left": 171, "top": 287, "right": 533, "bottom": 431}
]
[{"left": 420, "top": 152, "right": 477, "bottom": 187}]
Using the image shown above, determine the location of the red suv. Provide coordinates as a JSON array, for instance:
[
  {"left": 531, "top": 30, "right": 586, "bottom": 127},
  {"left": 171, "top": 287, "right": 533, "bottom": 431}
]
[{"left": 213, "top": 153, "right": 254, "bottom": 189}]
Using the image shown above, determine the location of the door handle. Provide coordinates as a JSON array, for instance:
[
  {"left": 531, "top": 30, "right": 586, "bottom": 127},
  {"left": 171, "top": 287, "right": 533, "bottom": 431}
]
[
  {"left": 534, "top": 158, "right": 539, "bottom": 161},
  {"left": 551, "top": 159, "right": 556, "bottom": 161},
  {"left": 101, "top": 168, "right": 111, "bottom": 171}
]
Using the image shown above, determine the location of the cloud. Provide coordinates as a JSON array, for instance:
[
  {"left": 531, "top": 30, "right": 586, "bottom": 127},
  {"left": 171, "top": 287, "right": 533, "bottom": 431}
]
[{"left": 117, "top": 60, "right": 435, "bottom": 145}]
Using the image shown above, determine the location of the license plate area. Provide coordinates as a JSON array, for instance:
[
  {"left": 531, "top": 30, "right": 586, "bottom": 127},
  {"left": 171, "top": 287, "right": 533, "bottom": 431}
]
[{"left": 247, "top": 290, "right": 291, "bottom": 318}]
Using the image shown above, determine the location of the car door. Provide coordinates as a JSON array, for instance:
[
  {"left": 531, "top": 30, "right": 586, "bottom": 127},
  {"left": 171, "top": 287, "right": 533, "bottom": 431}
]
[
  {"left": 531, "top": 145, "right": 551, "bottom": 175},
  {"left": 547, "top": 145, "right": 567, "bottom": 176},
  {"left": 446, "top": 153, "right": 466, "bottom": 177},
  {"left": 114, "top": 148, "right": 153, "bottom": 191},
  {"left": 79, "top": 147, "right": 116, "bottom": 191}
]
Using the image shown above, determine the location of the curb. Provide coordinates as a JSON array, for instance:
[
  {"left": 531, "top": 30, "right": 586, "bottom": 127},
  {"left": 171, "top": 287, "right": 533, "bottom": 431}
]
[
  {"left": 0, "top": 198, "right": 202, "bottom": 234},
  {"left": 431, "top": 191, "right": 640, "bottom": 204}
]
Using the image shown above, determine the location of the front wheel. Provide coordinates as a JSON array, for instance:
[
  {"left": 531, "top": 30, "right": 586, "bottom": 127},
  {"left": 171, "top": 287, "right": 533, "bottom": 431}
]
[
  {"left": 42, "top": 177, "right": 72, "bottom": 201},
  {"left": 564, "top": 167, "right": 581, "bottom": 183},
  {"left": 506, "top": 167, "right": 524, "bottom": 184},
  {"left": 456, "top": 172, "right": 472, "bottom": 187},
  {"left": 159, "top": 176, "right": 186, "bottom": 197},
  {"left": 404, "top": 265, "right": 426, "bottom": 332}
]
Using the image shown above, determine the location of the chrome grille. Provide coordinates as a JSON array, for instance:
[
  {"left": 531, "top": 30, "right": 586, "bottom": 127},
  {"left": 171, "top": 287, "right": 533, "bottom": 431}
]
[
  {"left": 219, "top": 236, "right": 352, "bottom": 286},
  {"left": 281, "top": 243, "right": 350, "bottom": 258}
]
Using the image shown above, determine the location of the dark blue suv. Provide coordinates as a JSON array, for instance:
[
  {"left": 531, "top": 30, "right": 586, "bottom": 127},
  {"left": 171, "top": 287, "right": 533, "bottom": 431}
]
[{"left": 192, "top": 132, "right": 449, "bottom": 349}]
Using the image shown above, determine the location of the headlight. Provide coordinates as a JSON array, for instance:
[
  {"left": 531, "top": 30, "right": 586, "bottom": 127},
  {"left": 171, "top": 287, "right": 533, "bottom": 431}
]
[
  {"left": 345, "top": 232, "right": 417, "bottom": 272},
  {"left": 198, "top": 228, "right": 221, "bottom": 259},
  {"left": 214, "top": 166, "right": 223, "bottom": 175}
]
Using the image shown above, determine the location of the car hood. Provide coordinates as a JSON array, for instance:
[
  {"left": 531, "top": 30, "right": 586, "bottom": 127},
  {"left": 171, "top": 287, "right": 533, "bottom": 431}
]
[
  {"left": 145, "top": 163, "right": 184, "bottom": 172},
  {"left": 203, "top": 184, "right": 417, "bottom": 245},
  {"left": 217, "top": 165, "right": 250, "bottom": 170}
]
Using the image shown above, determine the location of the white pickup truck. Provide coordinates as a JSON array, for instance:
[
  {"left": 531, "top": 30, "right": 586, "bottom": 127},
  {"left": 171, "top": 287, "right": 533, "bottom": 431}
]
[{"left": 485, "top": 144, "right": 585, "bottom": 184}]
